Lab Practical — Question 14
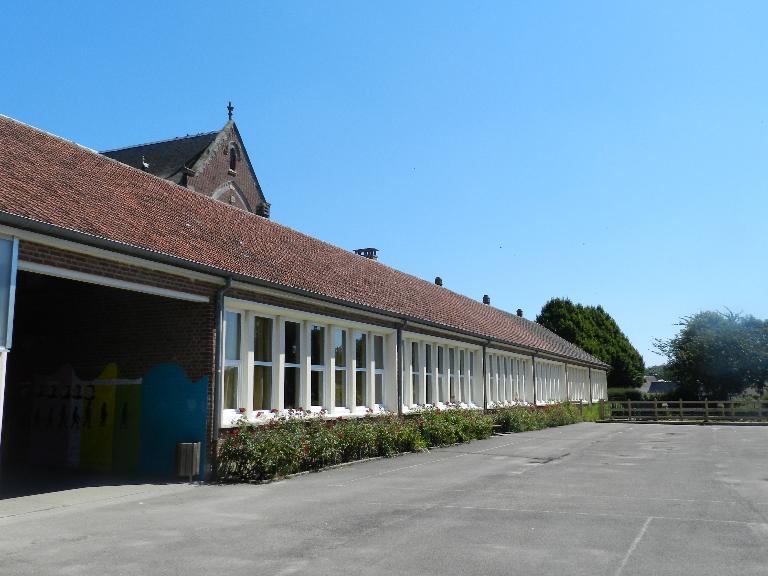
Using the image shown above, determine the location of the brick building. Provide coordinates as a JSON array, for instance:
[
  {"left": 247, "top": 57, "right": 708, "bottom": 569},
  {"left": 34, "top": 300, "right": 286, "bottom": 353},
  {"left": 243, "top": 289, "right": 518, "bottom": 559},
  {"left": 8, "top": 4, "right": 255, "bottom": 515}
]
[{"left": 0, "top": 113, "right": 608, "bottom": 486}]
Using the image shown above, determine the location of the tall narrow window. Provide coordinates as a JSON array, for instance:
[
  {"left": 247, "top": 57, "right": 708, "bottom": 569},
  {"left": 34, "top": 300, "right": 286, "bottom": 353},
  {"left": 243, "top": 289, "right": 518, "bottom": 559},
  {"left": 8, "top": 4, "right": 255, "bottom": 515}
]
[
  {"left": 449, "top": 348, "right": 456, "bottom": 402},
  {"left": 334, "top": 328, "right": 346, "bottom": 407},
  {"left": 223, "top": 311, "right": 241, "bottom": 410},
  {"left": 310, "top": 325, "right": 325, "bottom": 407},
  {"left": 512, "top": 358, "right": 519, "bottom": 401},
  {"left": 496, "top": 356, "right": 504, "bottom": 402},
  {"left": 284, "top": 321, "right": 301, "bottom": 409},
  {"left": 229, "top": 146, "right": 237, "bottom": 171},
  {"left": 253, "top": 316, "right": 273, "bottom": 410},
  {"left": 503, "top": 357, "right": 510, "bottom": 403},
  {"left": 437, "top": 347, "right": 445, "bottom": 402},
  {"left": 374, "top": 335, "right": 384, "bottom": 405},
  {"left": 425, "top": 344, "right": 433, "bottom": 404},
  {"left": 411, "top": 342, "right": 419, "bottom": 405},
  {"left": 468, "top": 351, "right": 474, "bottom": 404},
  {"left": 355, "top": 332, "right": 367, "bottom": 406},
  {"left": 487, "top": 354, "right": 494, "bottom": 402},
  {"left": 458, "top": 349, "right": 465, "bottom": 403}
]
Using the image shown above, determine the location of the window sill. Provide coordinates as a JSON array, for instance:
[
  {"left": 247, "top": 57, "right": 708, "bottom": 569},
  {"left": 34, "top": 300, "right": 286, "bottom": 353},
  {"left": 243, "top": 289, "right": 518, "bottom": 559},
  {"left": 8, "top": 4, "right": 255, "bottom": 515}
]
[{"left": 219, "top": 406, "right": 387, "bottom": 428}]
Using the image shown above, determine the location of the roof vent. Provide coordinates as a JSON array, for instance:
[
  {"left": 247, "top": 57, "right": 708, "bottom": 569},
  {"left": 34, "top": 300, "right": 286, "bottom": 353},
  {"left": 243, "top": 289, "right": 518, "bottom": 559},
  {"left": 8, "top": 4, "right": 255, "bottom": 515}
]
[
  {"left": 482, "top": 294, "right": 491, "bottom": 305},
  {"left": 516, "top": 309, "right": 523, "bottom": 317},
  {"left": 434, "top": 276, "right": 443, "bottom": 286},
  {"left": 354, "top": 248, "right": 378, "bottom": 260}
]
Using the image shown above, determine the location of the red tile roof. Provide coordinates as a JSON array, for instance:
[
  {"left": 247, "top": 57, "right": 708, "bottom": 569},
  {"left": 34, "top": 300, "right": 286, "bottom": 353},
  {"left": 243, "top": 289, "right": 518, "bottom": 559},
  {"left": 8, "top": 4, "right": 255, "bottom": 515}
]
[{"left": 0, "top": 116, "right": 608, "bottom": 368}]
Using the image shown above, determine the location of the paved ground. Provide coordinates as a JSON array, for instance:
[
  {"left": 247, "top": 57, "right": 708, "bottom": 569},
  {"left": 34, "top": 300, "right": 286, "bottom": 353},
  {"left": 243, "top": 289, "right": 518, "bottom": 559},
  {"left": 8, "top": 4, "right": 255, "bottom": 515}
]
[{"left": 1, "top": 423, "right": 767, "bottom": 575}]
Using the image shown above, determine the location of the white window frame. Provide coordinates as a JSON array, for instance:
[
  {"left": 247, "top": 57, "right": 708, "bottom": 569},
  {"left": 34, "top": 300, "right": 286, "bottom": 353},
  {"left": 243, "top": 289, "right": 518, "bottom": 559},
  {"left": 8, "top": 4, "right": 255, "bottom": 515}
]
[
  {"left": 353, "top": 331, "right": 368, "bottom": 409},
  {"left": 333, "top": 326, "right": 347, "bottom": 412},
  {"left": 223, "top": 310, "right": 244, "bottom": 410},
  {"left": 373, "top": 334, "right": 385, "bottom": 406},
  {"left": 308, "top": 323, "right": 326, "bottom": 410},
  {"left": 424, "top": 343, "right": 433, "bottom": 405},
  {"left": 251, "top": 314, "right": 274, "bottom": 412},
  {"left": 222, "top": 299, "right": 391, "bottom": 420}
]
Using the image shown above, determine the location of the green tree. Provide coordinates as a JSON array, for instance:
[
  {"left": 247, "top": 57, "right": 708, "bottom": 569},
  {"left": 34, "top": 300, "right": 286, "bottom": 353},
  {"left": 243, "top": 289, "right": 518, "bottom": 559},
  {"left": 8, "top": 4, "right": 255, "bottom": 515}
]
[
  {"left": 654, "top": 311, "right": 768, "bottom": 399},
  {"left": 537, "top": 298, "right": 644, "bottom": 388}
]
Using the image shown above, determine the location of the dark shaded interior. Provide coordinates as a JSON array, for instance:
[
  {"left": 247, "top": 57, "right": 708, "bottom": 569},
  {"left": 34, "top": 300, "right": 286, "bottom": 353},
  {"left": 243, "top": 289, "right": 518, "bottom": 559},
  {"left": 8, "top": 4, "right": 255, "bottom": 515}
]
[{"left": 1, "top": 271, "right": 211, "bottom": 496}]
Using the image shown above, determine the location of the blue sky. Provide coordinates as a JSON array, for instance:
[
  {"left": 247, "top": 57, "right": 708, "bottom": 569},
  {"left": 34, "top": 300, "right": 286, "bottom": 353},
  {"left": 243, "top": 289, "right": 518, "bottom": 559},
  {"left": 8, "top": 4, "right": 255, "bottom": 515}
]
[{"left": 2, "top": 1, "right": 766, "bottom": 365}]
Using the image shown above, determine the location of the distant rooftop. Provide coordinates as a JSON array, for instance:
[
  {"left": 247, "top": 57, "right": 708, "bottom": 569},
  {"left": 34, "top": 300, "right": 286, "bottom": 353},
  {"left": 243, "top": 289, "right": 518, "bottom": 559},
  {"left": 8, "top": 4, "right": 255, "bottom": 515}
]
[{"left": 101, "top": 131, "right": 218, "bottom": 184}]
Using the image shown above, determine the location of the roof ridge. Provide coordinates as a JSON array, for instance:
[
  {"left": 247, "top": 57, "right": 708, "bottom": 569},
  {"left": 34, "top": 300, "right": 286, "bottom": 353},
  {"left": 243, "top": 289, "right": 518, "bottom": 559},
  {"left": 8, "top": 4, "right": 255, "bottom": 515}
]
[{"left": 99, "top": 129, "right": 219, "bottom": 153}]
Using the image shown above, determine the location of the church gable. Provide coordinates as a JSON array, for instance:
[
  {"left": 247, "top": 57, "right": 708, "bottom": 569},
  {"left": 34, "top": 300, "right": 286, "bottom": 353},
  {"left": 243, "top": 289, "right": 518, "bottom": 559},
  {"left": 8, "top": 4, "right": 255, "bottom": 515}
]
[
  {"left": 100, "top": 110, "right": 270, "bottom": 218},
  {"left": 185, "top": 121, "right": 270, "bottom": 217}
]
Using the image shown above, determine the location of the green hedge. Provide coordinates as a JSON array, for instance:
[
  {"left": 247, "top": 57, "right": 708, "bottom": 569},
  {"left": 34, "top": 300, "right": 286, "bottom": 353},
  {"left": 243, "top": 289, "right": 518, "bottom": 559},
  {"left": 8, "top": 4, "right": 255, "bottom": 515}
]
[
  {"left": 490, "top": 403, "right": 580, "bottom": 432},
  {"left": 217, "top": 405, "right": 580, "bottom": 483}
]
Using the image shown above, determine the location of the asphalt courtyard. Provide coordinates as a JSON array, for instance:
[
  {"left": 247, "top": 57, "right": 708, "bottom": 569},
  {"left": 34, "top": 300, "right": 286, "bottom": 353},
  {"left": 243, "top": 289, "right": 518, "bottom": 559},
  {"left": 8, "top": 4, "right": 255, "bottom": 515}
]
[{"left": 1, "top": 423, "right": 767, "bottom": 575}]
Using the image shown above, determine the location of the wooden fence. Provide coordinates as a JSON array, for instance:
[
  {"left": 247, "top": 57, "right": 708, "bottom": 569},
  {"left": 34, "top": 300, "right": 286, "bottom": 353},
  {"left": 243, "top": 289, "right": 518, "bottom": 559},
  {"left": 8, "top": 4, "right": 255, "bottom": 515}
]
[{"left": 606, "top": 399, "right": 768, "bottom": 422}]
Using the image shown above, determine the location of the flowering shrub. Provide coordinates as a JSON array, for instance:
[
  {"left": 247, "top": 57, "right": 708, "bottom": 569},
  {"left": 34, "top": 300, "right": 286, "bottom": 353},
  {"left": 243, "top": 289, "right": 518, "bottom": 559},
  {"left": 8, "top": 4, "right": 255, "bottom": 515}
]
[{"left": 217, "top": 404, "right": 578, "bottom": 482}]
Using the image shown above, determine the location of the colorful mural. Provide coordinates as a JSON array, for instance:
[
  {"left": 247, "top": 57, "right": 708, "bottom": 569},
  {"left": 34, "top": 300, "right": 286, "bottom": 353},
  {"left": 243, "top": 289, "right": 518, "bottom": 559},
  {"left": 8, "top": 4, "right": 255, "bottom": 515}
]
[{"left": 12, "top": 362, "right": 207, "bottom": 478}]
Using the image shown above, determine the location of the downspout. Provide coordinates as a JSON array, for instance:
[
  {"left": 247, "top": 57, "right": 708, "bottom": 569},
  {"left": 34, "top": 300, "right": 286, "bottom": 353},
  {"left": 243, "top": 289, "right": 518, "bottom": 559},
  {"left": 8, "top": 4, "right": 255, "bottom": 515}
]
[
  {"left": 588, "top": 367, "right": 593, "bottom": 406},
  {"left": 211, "top": 277, "right": 233, "bottom": 476},
  {"left": 396, "top": 323, "right": 405, "bottom": 418},
  {"left": 482, "top": 342, "right": 489, "bottom": 411},
  {"left": 532, "top": 354, "right": 537, "bottom": 406}
]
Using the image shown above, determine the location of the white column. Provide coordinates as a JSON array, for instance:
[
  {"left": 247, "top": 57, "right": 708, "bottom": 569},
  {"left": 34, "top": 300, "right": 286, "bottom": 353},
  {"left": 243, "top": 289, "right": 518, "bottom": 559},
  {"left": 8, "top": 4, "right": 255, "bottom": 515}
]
[
  {"left": 244, "top": 312, "right": 255, "bottom": 411},
  {"left": 346, "top": 331, "right": 355, "bottom": 410},
  {"left": 384, "top": 332, "right": 397, "bottom": 411},
  {"left": 300, "top": 322, "right": 311, "bottom": 410},
  {"left": 273, "top": 316, "right": 284, "bottom": 410},
  {"left": 418, "top": 341, "right": 426, "bottom": 405},
  {"left": 367, "top": 332, "right": 375, "bottom": 410},
  {"left": 402, "top": 340, "right": 409, "bottom": 407},
  {"left": 430, "top": 344, "right": 439, "bottom": 405},
  {"left": 504, "top": 357, "right": 511, "bottom": 403},
  {"left": 327, "top": 325, "right": 337, "bottom": 412},
  {"left": 465, "top": 350, "right": 472, "bottom": 406},
  {"left": 448, "top": 348, "right": 456, "bottom": 403},
  {"left": 439, "top": 347, "right": 447, "bottom": 402}
]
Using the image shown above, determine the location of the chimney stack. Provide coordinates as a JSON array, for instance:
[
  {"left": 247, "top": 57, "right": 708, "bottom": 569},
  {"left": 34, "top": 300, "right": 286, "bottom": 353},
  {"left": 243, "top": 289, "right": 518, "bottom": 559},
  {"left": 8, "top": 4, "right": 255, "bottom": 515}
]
[
  {"left": 516, "top": 309, "right": 523, "bottom": 317},
  {"left": 435, "top": 276, "right": 443, "bottom": 286},
  {"left": 353, "top": 248, "right": 379, "bottom": 260},
  {"left": 482, "top": 294, "right": 491, "bottom": 305}
]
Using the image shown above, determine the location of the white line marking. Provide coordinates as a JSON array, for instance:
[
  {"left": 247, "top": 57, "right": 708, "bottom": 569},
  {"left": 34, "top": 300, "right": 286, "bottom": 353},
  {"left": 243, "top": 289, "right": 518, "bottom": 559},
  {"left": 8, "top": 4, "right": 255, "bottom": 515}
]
[{"left": 615, "top": 516, "right": 652, "bottom": 576}]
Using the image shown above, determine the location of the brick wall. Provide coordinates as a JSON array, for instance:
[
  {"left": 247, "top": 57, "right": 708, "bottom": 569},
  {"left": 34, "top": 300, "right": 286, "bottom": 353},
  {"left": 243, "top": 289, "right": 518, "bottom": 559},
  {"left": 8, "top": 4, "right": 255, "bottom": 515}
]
[
  {"left": 186, "top": 124, "right": 268, "bottom": 215},
  {"left": 19, "top": 242, "right": 217, "bottom": 298}
]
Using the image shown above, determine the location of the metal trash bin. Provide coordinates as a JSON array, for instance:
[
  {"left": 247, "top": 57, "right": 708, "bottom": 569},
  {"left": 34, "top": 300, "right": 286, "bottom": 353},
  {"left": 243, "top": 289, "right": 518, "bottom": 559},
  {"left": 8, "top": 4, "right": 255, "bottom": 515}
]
[{"left": 176, "top": 442, "right": 201, "bottom": 482}]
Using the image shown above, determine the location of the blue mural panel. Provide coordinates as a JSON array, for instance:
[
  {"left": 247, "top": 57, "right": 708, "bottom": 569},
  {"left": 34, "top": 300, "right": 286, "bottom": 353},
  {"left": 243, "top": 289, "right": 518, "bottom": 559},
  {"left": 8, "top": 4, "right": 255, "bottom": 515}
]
[{"left": 138, "top": 362, "right": 208, "bottom": 478}]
